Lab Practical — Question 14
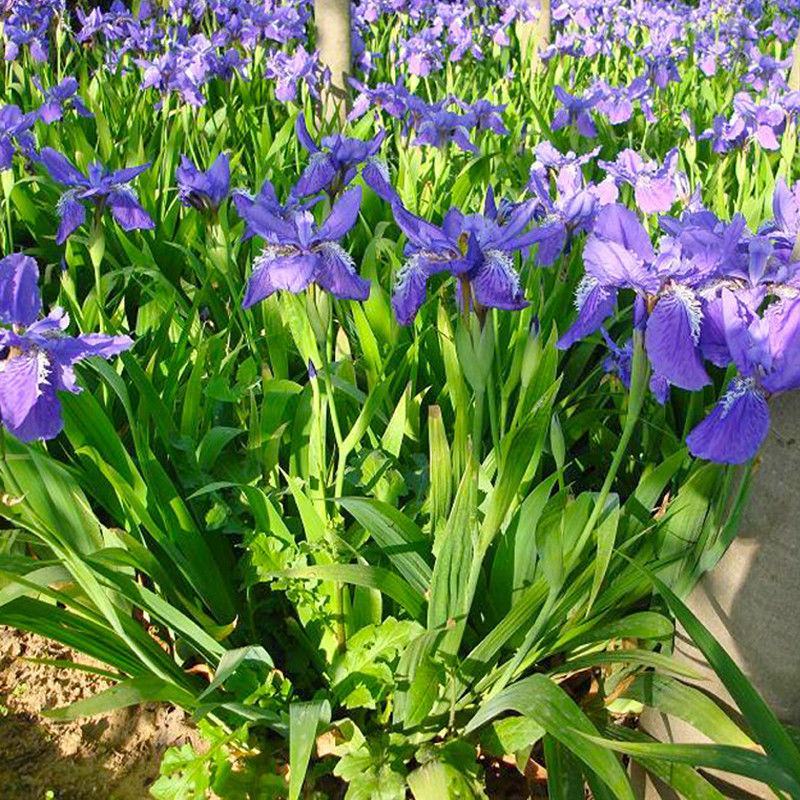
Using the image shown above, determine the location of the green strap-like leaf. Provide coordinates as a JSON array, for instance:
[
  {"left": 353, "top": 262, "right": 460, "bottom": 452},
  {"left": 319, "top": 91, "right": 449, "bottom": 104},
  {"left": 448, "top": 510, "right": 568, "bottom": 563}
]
[
  {"left": 289, "top": 698, "right": 331, "bottom": 800},
  {"left": 338, "top": 496, "right": 431, "bottom": 595},
  {"left": 582, "top": 733, "right": 800, "bottom": 795},
  {"left": 43, "top": 676, "right": 196, "bottom": 721},
  {"left": 465, "top": 674, "right": 635, "bottom": 799}
]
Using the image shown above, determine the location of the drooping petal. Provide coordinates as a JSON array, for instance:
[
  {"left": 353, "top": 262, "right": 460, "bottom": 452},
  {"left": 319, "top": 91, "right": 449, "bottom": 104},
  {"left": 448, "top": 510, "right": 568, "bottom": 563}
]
[
  {"left": 242, "top": 250, "right": 317, "bottom": 307},
  {"left": 40, "top": 147, "right": 86, "bottom": 186},
  {"left": 557, "top": 277, "right": 617, "bottom": 349},
  {"left": 0, "top": 350, "right": 47, "bottom": 429},
  {"left": 719, "top": 288, "right": 762, "bottom": 376},
  {"left": 686, "top": 379, "right": 769, "bottom": 464},
  {"left": 593, "top": 204, "right": 655, "bottom": 261},
  {"left": 698, "top": 294, "right": 732, "bottom": 367},
  {"left": 0, "top": 138, "right": 14, "bottom": 171},
  {"left": 470, "top": 250, "right": 528, "bottom": 311},
  {"left": 295, "top": 114, "right": 319, "bottom": 154},
  {"left": 754, "top": 125, "right": 780, "bottom": 150},
  {"left": 761, "top": 297, "right": 800, "bottom": 394},
  {"left": 37, "top": 101, "right": 63, "bottom": 124},
  {"left": 649, "top": 373, "right": 670, "bottom": 404},
  {"left": 315, "top": 186, "right": 362, "bottom": 242},
  {"left": 56, "top": 192, "right": 87, "bottom": 244},
  {"left": 362, "top": 160, "right": 399, "bottom": 204},
  {"left": 4, "top": 378, "right": 64, "bottom": 442},
  {"left": 392, "top": 254, "right": 431, "bottom": 326},
  {"left": 576, "top": 111, "right": 597, "bottom": 138},
  {"left": 315, "top": 242, "right": 370, "bottom": 300},
  {"left": 294, "top": 153, "right": 337, "bottom": 197},
  {"left": 0, "top": 253, "right": 41, "bottom": 326},
  {"left": 645, "top": 286, "right": 710, "bottom": 390},
  {"left": 107, "top": 190, "right": 155, "bottom": 232},
  {"left": 206, "top": 152, "right": 230, "bottom": 206}
]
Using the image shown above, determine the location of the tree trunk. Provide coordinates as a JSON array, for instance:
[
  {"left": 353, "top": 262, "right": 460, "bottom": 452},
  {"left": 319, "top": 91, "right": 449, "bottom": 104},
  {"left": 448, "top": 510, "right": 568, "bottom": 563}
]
[
  {"left": 517, "top": 0, "right": 551, "bottom": 74},
  {"left": 314, "top": 0, "right": 351, "bottom": 125},
  {"left": 790, "top": 25, "right": 800, "bottom": 91},
  {"left": 633, "top": 391, "right": 800, "bottom": 798}
]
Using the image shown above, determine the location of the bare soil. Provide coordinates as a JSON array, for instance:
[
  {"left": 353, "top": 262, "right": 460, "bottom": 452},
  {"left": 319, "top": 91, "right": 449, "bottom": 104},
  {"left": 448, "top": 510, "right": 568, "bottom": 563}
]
[{"left": 0, "top": 626, "right": 203, "bottom": 800}]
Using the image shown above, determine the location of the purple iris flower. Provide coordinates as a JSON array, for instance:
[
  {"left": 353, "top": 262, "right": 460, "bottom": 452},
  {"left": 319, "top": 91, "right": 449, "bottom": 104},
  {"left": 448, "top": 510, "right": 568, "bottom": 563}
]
[
  {"left": 75, "top": 7, "right": 107, "bottom": 43},
  {"left": 526, "top": 152, "right": 617, "bottom": 267},
  {"left": 700, "top": 91, "right": 793, "bottom": 153},
  {"left": 40, "top": 148, "right": 155, "bottom": 245},
  {"left": 400, "top": 28, "right": 444, "bottom": 77},
  {"left": 176, "top": 152, "right": 230, "bottom": 213},
  {"left": 532, "top": 142, "right": 599, "bottom": 171},
  {"left": 348, "top": 79, "right": 403, "bottom": 122},
  {"left": 639, "top": 30, "right": 684, "bottom": 89},
  {"left": 233, "top": 177, "right": 300, "bottom": 240},
  {"left": 552, "top": 86, "right": 598, "bottom": 138},
  {"left": 265, "top": 45, "right": 323, "bottom": 104},
  {"left": 294, "top": 115, "right": 385, "bottom": 199},
  {"left": 413, "top": 108, "right": 478, "bottom": 153},
  {"left": 240, "top": 186, "right": 369, "bottom": 307},
  {"left": 447, "top": 15, "right": 483, "bottom": 63},
  {"left": 592, "top": 77, "right": 655, "bottom": 126},
  {"left": 599, "top": 149, "right": 685, "bottom": 215},
  {"left": 0, "top": 106, "right": 37, "bottom": 170},
  {"left": 34, "top": 77, "right": 92, "bottom": 124},
  {"left": 557, "top": 204, "right": 658, "bottom": 350},
  {"left": 742, "top": 46, "right": 792, "bottom": 92},
  {"left": 0, "top": 254, "right": 132, "bottom": 442},
  {"left": 3, "top": 21, "right": 49, "bottom": 63},
  {"left": 696, "top": 39, "right": 730, "bottom": 78},
  {"left": 687, "top": 291, "right": 800, "bottom": 464},
  {"left": 380, "top": 189, "right": 537, "bottom": 325},
  {"left": 459, "top": 99, "right": 508, "bottom": 135}
]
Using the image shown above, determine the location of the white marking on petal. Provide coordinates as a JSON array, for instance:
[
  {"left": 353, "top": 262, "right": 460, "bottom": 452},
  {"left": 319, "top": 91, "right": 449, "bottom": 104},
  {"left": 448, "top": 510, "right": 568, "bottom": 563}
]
[
  {"left": 366, "top": 156, "right": 390, "bottom": 182},
  {"left": 395, "top": 253, "right": 424, "bottom": 293},
  {"left": 317, "top": 241, "right": 357, "bottom": 274},
  {"left": 720, "top": 376, "right": 758, "bottom": 418},
  {"left": 669, "top": 283, "right": 703, "bottom": 344},
  {"left": 253, "top": 243, "right": 296, "bottom": 271},
  {"left": 575, "top": 274, "right": 600, "bottom": 310},
  {"left": 56, "top": 189, "right": 78, "bottom": 213},
  {"left": 484, "top": 249, "right": 522, "bottom": 292},
  {"left": 35, "top": 349, "right": 50, "bottom": 396}
]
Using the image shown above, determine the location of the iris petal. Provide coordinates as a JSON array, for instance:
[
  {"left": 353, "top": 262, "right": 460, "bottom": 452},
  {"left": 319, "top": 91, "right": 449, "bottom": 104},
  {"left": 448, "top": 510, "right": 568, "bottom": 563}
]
[
  {"left": 315, "top": 242, "right": 370, "bottom": 301},
  {"left": 645, "top": 286, "right": 710, "bottom": 390},
  {"left": 0, "top": 253, "right": 41, "bottom": 326},
  {"left": 557, "top": 277, "right": 617, "bottom": 349},
  {"left": 687, "top": 379, "right": 769, "bottom": 464},
  {"left": 470, "top": 250, "right": 528, "bottom": 311},
  {"left": 243, "top": 251, "right": 318, "bottom": 307},
  {"left": 0, "top": 351, "right": 46, "bottom": 429}
]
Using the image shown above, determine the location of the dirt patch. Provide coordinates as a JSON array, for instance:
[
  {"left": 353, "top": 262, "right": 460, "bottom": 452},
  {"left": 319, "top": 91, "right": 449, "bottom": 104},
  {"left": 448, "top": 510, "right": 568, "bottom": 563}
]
[{"left": 0, "top": 626, "right": 204, "bottom": 800}]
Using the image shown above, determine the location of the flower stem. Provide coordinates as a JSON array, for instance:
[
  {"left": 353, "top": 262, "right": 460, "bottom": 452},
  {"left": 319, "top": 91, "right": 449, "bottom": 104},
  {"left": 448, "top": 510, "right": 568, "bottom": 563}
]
[
  {"left": 88, "top": 208, "right": 107, "bottom": 333},
  {"left": 571, "top": 330, "right": 649, "bottom": 565},
  {"left": 318, "top": 319, "right": 347, "bottom": 653}
]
